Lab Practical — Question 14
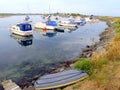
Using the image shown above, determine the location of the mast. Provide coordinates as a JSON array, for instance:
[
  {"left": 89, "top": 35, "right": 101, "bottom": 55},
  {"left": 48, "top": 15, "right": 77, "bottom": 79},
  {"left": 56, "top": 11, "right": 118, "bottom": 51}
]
[{"left": 49, "top": 0, "right": 51, "bottom": 15}]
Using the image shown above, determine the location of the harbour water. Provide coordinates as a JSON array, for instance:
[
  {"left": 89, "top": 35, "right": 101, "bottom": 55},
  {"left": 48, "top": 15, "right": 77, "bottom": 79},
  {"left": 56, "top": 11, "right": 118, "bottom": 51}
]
[{"left": 0, "top": 15, "right": 107, "bottom": 82}]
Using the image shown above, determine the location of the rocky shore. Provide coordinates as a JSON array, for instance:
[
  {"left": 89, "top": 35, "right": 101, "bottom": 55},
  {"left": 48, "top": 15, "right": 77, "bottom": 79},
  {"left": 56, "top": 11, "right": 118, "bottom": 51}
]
[
  {"left": 80, "top": 21, "right": 115, "bottom": 59},
  {"left": 19, "top": 20, "right": 114, "bottom": 90}
]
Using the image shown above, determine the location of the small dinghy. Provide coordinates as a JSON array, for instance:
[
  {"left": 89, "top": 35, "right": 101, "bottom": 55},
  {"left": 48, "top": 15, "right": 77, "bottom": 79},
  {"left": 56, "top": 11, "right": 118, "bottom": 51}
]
[
  {"left": 34, "top": 70, "right": 88, "bottom": 90},
  {"left": 10, "top": 23, "right": 33, "bottom": 36}
]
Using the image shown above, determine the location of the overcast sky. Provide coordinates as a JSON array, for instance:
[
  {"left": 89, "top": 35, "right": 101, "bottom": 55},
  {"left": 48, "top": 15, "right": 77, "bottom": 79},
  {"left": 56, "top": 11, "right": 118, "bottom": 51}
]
[{"left": 0, "top": 0, "right": 120, "bottom": 16}]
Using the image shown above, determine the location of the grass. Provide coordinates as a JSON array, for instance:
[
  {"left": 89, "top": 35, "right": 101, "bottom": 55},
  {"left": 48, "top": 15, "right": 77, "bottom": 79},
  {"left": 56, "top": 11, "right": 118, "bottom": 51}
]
[
  {"left": 63, "top": 17, "right": 120, "bottom": 90},
  {"left": 74, "top": 58, "right": 94, "bottom": 75},
  {"left": 106, "top": 41, "right": 120, "bottom": 61}
]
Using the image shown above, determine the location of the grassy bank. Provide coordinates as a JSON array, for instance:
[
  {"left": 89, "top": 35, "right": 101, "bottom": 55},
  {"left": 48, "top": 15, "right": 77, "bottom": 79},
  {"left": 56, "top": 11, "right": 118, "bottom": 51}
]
[{"left": 64, "top": 17, "right": 120, "bottom": 90}]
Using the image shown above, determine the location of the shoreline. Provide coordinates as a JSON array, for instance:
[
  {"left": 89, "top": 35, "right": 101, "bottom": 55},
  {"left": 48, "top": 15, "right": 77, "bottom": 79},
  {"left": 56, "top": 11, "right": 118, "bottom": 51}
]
[
  {"left": 18, "top": 20, "right": 114, "bottom": 89},
  {"left": 0, "top": 17, "right": 115, "bottom": 89}
]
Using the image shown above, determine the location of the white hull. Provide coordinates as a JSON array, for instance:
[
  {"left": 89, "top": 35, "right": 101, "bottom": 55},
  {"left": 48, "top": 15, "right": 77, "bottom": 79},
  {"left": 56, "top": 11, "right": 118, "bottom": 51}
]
[
  {"left": 59, "top": 20, "right": 77, "bottom": 27},
  {"left": 59, "top": 23, "right": 77, "bottom": 27},
  {"left": 34, "top": 22, "right": 57, "bottom": 30},
  {"left": 10, "top": 25, "right": 32, "bottom": 36},
  {"left": 34, "top": 29, "right": 55, "bottom": 34}
]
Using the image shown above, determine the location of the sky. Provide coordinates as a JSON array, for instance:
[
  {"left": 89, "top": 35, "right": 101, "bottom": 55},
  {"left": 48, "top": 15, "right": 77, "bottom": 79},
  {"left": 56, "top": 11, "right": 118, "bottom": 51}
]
[{"left": 0, "top": 0, "right": 120, "bottom": 16}]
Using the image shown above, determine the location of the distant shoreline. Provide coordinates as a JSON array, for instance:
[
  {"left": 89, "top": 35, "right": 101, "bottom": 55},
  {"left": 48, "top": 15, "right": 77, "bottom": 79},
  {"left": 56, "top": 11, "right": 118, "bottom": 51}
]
[{"left": 0, "top": 15, "right": 12, "bottom": 18}]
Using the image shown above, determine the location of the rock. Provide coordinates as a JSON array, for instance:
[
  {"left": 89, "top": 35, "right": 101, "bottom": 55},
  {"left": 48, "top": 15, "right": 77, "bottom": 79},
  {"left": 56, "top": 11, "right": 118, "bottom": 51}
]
[
  {"left": 23, "top": 85, "right": 35, "bottom": 90},
  {"left": 86, "top": 45, "right": 90, "bottom": 48},
  {"left": 82, "top": 48, "right": 92, "bottom": 52},
  {"left": 32, "top": 75, "right": 40, "bottom": 81},
  {"left": 86, "top": 53, "right": 92, "bottom": 58},
  {"left": 0, "top": 84, "right": 4, "bottom": 90},
  {"left": 1, "top": 80, "right": 21, "bottom": 90}
]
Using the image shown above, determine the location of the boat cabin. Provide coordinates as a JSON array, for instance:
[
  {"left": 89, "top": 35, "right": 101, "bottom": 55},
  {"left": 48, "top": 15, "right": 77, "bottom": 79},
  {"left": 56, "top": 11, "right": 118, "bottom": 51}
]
[{"left": 17, "top": 23, "right": 32, "bottom": 31}]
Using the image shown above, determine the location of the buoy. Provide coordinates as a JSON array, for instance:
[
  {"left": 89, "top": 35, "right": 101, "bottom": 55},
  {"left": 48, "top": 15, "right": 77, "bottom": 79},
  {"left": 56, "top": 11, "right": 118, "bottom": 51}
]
[{"left": 43, "top": 27, "right": 46, "bottom": 32}]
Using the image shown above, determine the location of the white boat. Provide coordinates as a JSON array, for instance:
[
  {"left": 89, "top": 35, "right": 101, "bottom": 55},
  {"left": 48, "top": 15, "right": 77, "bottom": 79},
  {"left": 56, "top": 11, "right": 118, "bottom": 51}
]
[
  {"left": 59, "top": 20, "right": 78, "bottom": 27},
  {"left": 10, "top": 23, "right": 33, "bottom": 36},
  {"left": 34, "top": 21, "right": 58, "bottom": 30}
]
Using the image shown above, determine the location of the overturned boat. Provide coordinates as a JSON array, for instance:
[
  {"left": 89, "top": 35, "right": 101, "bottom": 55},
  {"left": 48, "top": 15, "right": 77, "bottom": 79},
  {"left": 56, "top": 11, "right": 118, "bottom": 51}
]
[
  {"left": 34, "top": 70, "right": 88, "bottom": 90},
  {"left": 10, "top": 23, "right": 33, "bottom": 36}
]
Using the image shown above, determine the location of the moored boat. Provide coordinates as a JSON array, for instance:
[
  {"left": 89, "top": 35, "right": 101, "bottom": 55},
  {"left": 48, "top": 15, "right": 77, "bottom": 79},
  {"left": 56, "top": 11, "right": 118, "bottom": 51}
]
[
  {"left": 10, "top": 23, "right": 33, "bottom": 36},
  {"left": 34, "top": 20, "right": 58, "bottom": 30},
  {"left": 59, "top": 20, "right": 78, "bottom": 27}
]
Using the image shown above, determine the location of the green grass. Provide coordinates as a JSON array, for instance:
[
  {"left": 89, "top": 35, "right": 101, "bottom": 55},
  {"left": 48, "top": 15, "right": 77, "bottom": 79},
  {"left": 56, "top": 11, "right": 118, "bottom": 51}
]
[{"left": 74, "top": 58, "right": 94, "bottom": 75}]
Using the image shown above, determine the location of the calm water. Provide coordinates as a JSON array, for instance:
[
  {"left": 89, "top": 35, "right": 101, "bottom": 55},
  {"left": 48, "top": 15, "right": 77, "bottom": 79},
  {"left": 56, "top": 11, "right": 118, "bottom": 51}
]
[{"left": 0, "top": 15, "right": 107, "bottom": 82}]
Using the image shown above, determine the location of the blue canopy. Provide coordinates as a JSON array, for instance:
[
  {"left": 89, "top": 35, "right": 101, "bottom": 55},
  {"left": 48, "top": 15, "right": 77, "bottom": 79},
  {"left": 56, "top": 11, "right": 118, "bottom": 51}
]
[
  {"left": 69, "top": 19, "right": 75, "bottom": 24},
  {"left": 25, "top": 16, "right": 30, "bottom": 21},
  {"left": 19, "top": 23, "right": 32, "bottom": 31},
  {"left": 46, "top": 21, "right": 57, "bottom": 26}
]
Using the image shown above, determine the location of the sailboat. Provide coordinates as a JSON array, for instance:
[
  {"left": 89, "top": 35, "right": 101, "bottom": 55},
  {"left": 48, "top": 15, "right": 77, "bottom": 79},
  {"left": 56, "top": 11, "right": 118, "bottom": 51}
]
[
  {"left": 34, "top": 2, "right": 58, "bottom": 30},
  {"left": 34, "top": 15, "right": 58, "bottom": 30}
]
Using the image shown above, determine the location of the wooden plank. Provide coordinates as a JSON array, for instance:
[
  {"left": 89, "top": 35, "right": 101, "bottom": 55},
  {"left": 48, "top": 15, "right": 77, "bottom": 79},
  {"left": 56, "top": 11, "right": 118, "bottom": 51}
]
[{"left": 1, "top": 80, "right": 21, "bottom": 90}]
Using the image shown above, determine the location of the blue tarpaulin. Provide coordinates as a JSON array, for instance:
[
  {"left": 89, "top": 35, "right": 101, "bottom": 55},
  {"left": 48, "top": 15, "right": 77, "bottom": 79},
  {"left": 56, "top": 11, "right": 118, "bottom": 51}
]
[
  {"left": 46, "top": 21, "right": 57, "bottom": 26},
  {"left": 19, "top": 23, "right": 32, "bottom": 31}
]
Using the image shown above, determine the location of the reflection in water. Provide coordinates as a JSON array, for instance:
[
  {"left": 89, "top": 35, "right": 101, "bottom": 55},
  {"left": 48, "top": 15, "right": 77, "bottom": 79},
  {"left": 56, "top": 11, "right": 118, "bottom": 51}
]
[
  {"left": 34, "top": 29, "right": 57, "bottom": 37},
  {"left": 56, "top": 26, "right": 78, "bottom": 33},
  {"left": 0, "top": 15, "right": 107, "bottom": 83},
  {"left": 10, "top": 34, "right": 33, "bottom": 46},
  {"left": 59, "top": 26, "right": 78, "bottom": 33},
  {"left": 34, "top": 26, "right": 79, "bottom": 37}
]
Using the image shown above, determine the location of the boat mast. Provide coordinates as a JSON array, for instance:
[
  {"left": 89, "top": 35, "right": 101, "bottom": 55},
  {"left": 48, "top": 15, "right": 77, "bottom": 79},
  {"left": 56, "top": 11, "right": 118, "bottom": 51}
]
[{"left": 49, "top": 0, "right": 51, "bottom": 15}]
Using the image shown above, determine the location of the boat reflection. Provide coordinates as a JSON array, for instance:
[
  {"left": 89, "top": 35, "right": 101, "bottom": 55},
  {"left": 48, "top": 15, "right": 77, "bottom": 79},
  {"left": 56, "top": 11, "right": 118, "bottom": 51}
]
[
  {"left": 10, "top": 33, "right": 33, "bottom": 46},
  {"left": 34, "top": 29, "right": 57, "bottom": 37}
]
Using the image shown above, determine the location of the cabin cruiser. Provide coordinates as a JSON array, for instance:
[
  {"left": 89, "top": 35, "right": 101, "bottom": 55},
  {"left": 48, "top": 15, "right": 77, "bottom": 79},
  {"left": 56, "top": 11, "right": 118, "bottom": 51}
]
[
  {"left": 34, "top": 20, "right": 58, "bottom": 30},
  {"left": 59, "top": 20, "right": 78, "bottom": 27},
  {"left": 10, "top": 33, "right": 33, "bottom": 46},
  {"left": 59, "top": 18, "right": 80, "bottom": 27},
  {"left": 75, "top": 18, "right": 86, "bottom": 25},
  {"left": 10, "top": 23, "right": 33, "bottom": 36}
]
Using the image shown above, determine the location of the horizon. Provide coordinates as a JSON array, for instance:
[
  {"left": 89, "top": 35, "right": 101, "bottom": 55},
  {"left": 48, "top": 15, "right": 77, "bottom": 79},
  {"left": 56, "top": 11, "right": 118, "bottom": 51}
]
[{"left": 1, "top": 0, "right": 120, "bottom": 17}]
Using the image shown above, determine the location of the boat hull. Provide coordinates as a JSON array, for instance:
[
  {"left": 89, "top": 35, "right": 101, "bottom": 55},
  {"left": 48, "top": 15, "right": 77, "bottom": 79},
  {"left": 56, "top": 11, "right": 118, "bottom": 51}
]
[
  {"left": 34, "top": 70, "right": 88, "bottom": 90},
  {"left": 34, "top": 22, "right": 57, "bottom": 30},
  {"left": 10, "top": 26, "right": 32, "bottom": 36}
]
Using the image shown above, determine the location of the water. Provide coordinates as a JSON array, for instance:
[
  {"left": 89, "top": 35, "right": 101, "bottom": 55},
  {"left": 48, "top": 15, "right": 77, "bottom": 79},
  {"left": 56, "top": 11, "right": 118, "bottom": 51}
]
[{"left": 0, "top": 15, "right": 107, "bottom": 82}]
